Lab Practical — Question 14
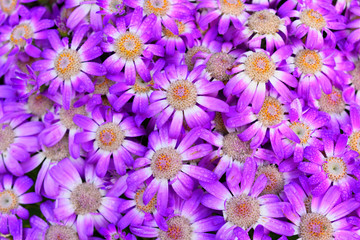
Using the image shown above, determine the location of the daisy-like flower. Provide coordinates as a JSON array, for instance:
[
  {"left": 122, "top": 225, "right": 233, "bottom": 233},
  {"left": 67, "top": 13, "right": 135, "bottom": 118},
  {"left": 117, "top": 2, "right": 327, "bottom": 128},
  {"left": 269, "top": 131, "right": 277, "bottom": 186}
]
[
  {"left": 9, "top": 65, "right": 38, "bottom": 99},
  {"left": 97, "top": 0, "right": 125, "bottom": 20},
  {"left": 127, "top": 126, "right": 216, "bottom": 215},
  {"left": 32, "top": 26, "right": 106, "bottom": 110},
  {"left": 0, "top": 174, "right": 42, "bottom": 236},
  {"left": 300, "top": 135, "right": 358, "bottom": 199},
  {"left": 287, "top": 39, "right": 337, "bottom": 100},
  {"left": 200, "top": 158, "right": 295, "bottom": 239},
  {"left": 0, "top": 0, "right": 36, "bottom": 25},
  {"left": 65, "top": 0, "right": 102, "bottom": 30},
  {"left": 226, "top": 46, "right": 297, "bottom": 112},
  {"left": 197, "top": 0, "right": 265, "bottom": 34},
  {"left": 102, "top": 7, "right": 164, "bottom": 84},
  {"left": 341, "top": 54, "right": 360, "bottom": 105},
  {"left": 50, "top": 159, "right": 122, "bottom": 240},
  {"left": 226, "top": 89, "right": 300, "bottom": 160},
  {"left": 99, "top": 223, "right": 136, "bottom": 240},
  {"left": 146, "top": 64, "right": 229, "bottom": 138},
  {"left": 279, "top": 0, "right": 345, "bottom": 49},
  {"left": 73, "top": 108, "right": 146, "bottom": 177},
  {"left": 283, "top": 183, "right": 360, "bottom": 239},
  {"left": 130, "top": 189, "right": 225, "bottom": 239},
  {"left": 0, "top": 7, "right": 53, "bottom": 58}
]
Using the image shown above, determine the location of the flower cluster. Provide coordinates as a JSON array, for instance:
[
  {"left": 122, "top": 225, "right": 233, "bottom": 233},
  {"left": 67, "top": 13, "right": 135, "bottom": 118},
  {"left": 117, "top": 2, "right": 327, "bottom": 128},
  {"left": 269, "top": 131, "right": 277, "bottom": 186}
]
[{"left": 1, "top": 0, "right": 360, "bottom": 239}]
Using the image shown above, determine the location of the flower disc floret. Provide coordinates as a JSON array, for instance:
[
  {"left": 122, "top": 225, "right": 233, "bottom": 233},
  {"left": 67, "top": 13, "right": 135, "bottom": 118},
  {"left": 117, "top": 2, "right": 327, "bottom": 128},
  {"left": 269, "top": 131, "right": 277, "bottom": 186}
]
[
  {"left": 299, "top": 213, "right": 333, "bottom": 240},
  {"left": 10, "top": 23, "right": 33, "bottom": 48},
  {"left": 151, "top": 147, "right": 182, "bottom": 179},
  {"left": 133, "top": 76, "right": 153, "bottom": 93},
  {"left": 322, "top": 157, "right": 347, "bottom": 181},
  {"left": 0, "top": 124, "right": 15, "bottom": 152},
  {"left": 248, "top": 10, "right": 281, "bottom": 35},
  {"left": 222, "top": 132, "right": 253, "bottom": 163},
  {"left": 318, "top": 88, "right": 345, "bottom": 114},
  {"left": 95, "top": 122, "right": 125, "bottom": 152},
  {"left": 219, "top": 0, "right": 244, "bottom": 16},
  {"left": 225, "top": 194, "right": 260, "bottom": 229},
  {"left": 348, "top": 131, "right": 360, "bottom": 154},
  {"left": 43, "top": 137, "right": 70, "bottom": 162},
  {"left": 206, "top": 52, "right": 235, "bottom": 81},
  {"left": 350, "top": 61, "right": 360, "bottom": 90},
  {"left": 163, "top": 21, "right": 186, "bottom": 38},
  {"left": 295, "top": 50, "right": 323, "bottom": 75},
  {"left": 115, "top": 32, "right": 144, "bottom": 60},
  {"left": 54, "top": 49, "right": 82, "bottom": 80},
  {"left": 0, "top": 0, "right": 17, "bottom": 14},
  {"left": 166, "top": 80, "right": 197, "bottom": 110},
  {"left": 185, "top": 46, "right": 211, "bottom": 71},
  {"left": 28, "top": 94, "right": 53, "bottom": 117},
  {"left": 257, "top": 97, "right": 284, "bottom": 127},
  {"left": 245, "top": 52, "right": 275, "bottom": 83},
  {"left": 45, "top": 225, "right": 79, "bottom": 240},
  {"left": 300, "top": 9, "right": 326, "bottom": 31},
  {"left": 59, "top": 105, "right": 87, "bottom": 129},
  {"left": 255, "top": 165, "right": 284, "bottom": 195},
  {"left": 135, "top": 187, "right": 157, "bottom": 213},
  {"left": 159, "top": 216, "right": 192, "bottom": 240},
  {"left": 144, "top": 0, "right": 170, "bottom": 17},
  {"left": 70, "top": 183, "right": 102, "bottom": 215},
  {"left": 0, "top": 190, "right": 18, "bottom": 214},
  {"left": 290, "top": 122, "right": 311, "bottom": 144}
]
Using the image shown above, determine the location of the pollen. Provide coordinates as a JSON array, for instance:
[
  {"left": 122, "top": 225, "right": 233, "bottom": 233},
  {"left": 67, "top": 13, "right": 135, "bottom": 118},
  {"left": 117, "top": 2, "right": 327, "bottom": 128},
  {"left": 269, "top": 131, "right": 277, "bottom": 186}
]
[
  {"left": 43, "top": 136, "right": 70, "bottom": 162},
  {"left": 214, "top": 112, "right": 228, "bottom": 134},
  {"left": 0, "top": 190, "right": 18, "bottom": 214},
  {"left": 95, "top": 122, "right": 125, "bottom": 152},
  {"left": 348, "top": 131, "right": 360, "bottom": 154},
  {"left": 300, "top": 9, "right": 326, "bottom": 31},
  {"left": 94, "top": 76, "right": 115, "bottom": 95},
  {"left": 54, "top": 49, "right": 82, "bottom": 80},
  {"left": 108, "top": 0, "right": 124, "bottom": 13},
  {"left": 318, "top": 88, "right": 345, "bottom": 115},
  {"left": 45, "top": 225, "right": 79, "bottom": 240},
  {"left": 185, "top": 46, "right": 211, "bottom": 71},
  {"left": 59, "top": 104, "right": 87, "bottom": 130},
  {"left": 244, "top": 52, "right": 276, "bottom": 83},
  {"left": 322, "top": 157, "right": 347, "bottom": 182},
  {"left": 10, "top": 23, "right": 34, "bottom": 48},
  {"left": 28, "top": 94, "right": 53, "bottom": 117},
  {"left": 219, "top": 0, "right": 245, "bottom": 16},
  {"left": 289, "top": 122, "right": 312, "bottom": 145},
  {"left": 257, "top": 97, "right": 284, "bottom": 127},
  {"left": 0, "top": 124, "right": 15, "bottom": 153},
  {"left": 0, "top": 0, "right": 18, "bottom": 14},
  {"left": 295, "top": 49, "right": 323, "bottom": 75},
  {"left": 349, "top": 61, "right": 360, "bottom": 90},
  {"left": 166, "top": 80, "right": 197, "bottom": 111},
  {"left": 222, "top": 132, "right": 253, "bottom": 163},
  {"left": 133, "top": 75, "right": 153, "bottom": 93},
  {"left": 134, "top": 187, "right": 157, "bottom": 213},
  {"left": 255, "top": 165, "right": 284, "bottom": 195},
  {"left": 206, "top": 52, "right": 235, "bottom": 82},
  {"left": 144, "top": 0, "right": 169, "bottom": 17},
  {"left": 304, "top": 195, "right": 313, "bottom": 213},
  {"left": 151, "top": 147, "right": 182, "bottom": 180},
  {"left": 163, "top": 21, "right": 186, "bottom": 38},
  {"left": 299, "top": 213, "right": 333, "bottom": 240},
  {"left": 115, "top": 32, "right": 144, "bottom": 60},
  {"left": 225, "top": 194, "right": 260, "bottom": 229},
  {"left": 159, "top": 216, "right": 192, "bottom": 240},
  {"left": 248, "top": 10, "right": 281, "bottom": 35},
  {"left": 70, "top": 183, "right": 102, "bottom": 215}
]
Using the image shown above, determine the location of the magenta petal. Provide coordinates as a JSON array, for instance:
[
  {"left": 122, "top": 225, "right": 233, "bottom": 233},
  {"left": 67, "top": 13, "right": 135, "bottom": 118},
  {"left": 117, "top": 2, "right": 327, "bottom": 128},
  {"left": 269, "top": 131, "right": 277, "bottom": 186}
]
[
  {"left": 13, "top": 176, "right": 33, "bottom": 196},
  {"left": 181, "top": 165, "right": 217, "bottom": 183},
  {"left": 201, "top": 194, "right": 225, "bottom": 210},
  {"left": 143, "top": 178, "right": 160, "bottom": 205},
  {"left": 18, "top": 192, "right": 42, "bottom": 204},
  {"left": 157, "top": 179, "right": 169, "bottom": 215}
]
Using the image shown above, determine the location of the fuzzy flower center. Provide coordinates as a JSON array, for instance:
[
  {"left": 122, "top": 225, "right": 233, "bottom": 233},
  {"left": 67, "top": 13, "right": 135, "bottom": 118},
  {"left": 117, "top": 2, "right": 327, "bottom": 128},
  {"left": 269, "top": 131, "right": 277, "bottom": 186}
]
[
  {"left": 70, "top": 183, "right": 102, "bottom": 215},
  {"left": 133, "top": 75, "right": 153, "bottom": 93},
  {"left": 94, "top": 77, "right": 114, "bottom": 95},
  {"left": 28, "top": 94, "right": 53, "bottom": 117},
  {"left": 59, "top": 105, "right": 87, "bottom": 130},
  {"left": 299, "top": 213, "right": 333, "bottom": 240},
  {"left": 318, "top": 88, "right": 345, "bottom": 115},
  {"left": 222, "top": 132, "right": 253, "bottom": 162},
  {"left": 322, "top": 157, "right": 347, "bottom": 181},
  {"left": 245, "top": 52, "right": 276, "bottom": 83},
  {"left": 0, "top": 0, "right": 17, "bottom": 14},
  {"left": 115, "top": 32, "right": 144, "bottom": 60},
  {"left": 0, "top": 124, "right": 15, "bottom": 153},
  {"left": 225, "top": 194, "right": 260, "bottom": 229},
  {"left": 0, "top": 190, "right": 18, "bottom": 214},
  {"left": 144, "top": 0, "right": 169, "bottom": 17},
  {"left": 108, "top": 0, "right": 123, "bottom": 13},
  {"left": 255, "top": 165, "right": 284, "bottom": 195},
  {"left": 95, "top": 122, "right": 125, "bottom": 152},
  {"left": 54, "top": 49, "right": 82, "bottom": 80},
  {"left": 219, "top": 0, "right": 244, "bottom": 16},
  {"left": 159, "top": 216, "right": 192, "bottom": 240},
  {"left": 289, "top": 122, "right": 312, "bottom": 145},
  {"left": 206, "top": 52, "right": 235, "bottom": 81},
  {"left": 135, "top": 187, "right": 157, "bottom": 213},
  {"left": 295, "top": 49, "right": 323, "bottom": 75},
  {"left": 300, "top": 9, "right": 326, "bottom": 31},
  {"left": 45, "top": 225, "right": 79, "bottom": 240},
  {"left": 248, "top": 10, "right": 281, "bottom": 35},
  {"left": 163, "top": 20, "right": 186, "bottom": 38},
  {"left": 166, "top": 80, "right": 197, "bottom": 111},
  {"left": 350, "top": 61, "right": 360, "bottom": 90},
  {"left": 43, "top": 136, "right": 70, "bottom": 162},
  {"left": 258, "top": 97, "right": 284, "bottom": 127},
  {"left": 185, "top": 46, "right": 211, "bottom": 71},
  {"left": 348, "top": 131, "right": 360, "bottom": 154},
  {"left": 10, "top": 23, "right": 34, "bottom": 47},
  {"left": 151, "top": 147, "right": 182, "bottom": 179}
]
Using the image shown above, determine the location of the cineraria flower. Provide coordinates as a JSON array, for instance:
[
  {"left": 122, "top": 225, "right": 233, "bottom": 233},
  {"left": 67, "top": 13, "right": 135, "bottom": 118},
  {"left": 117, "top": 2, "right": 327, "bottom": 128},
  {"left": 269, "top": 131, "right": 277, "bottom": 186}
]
[
  {"left": 226, "top": 46, "right": 297, "bottom": 113},
  {"left": 73, "top": 108, "right": 146, "bottom": 177},
  {"left": 0, "top": 0, "right": 36, "bottom": 25},
  {"left": 0, "top": 174, "right": 42, "bottom": 236},
  {"left": 201, "top": 158, "right": 295, "bottom": 239},
  {"left": 9, "top": 65, "right": 38, "bottom": 99},
  {"left": 50, "top": 159, "right": 122, "bottom": 240},
  {"left": 99, "top": 223, "right": 136, "bottom": 240},
  {"left": 97, "top": 0, "right": 125, "bottom": 20},
  {"left": 300, "top": 135, "right": 358, "bottom": 199},
  {"left": 130, "top": 189, "right": 225, "bottom": 239},
  {"left": 65, "top": 0, "right": 102, "bottom": 30},
  {"left": 32, "top": 27, "right": 106, "bottom": 110},
  {"left": 341, "top": 54, "right": 360, "bottom": 105},
  {"left": 102, "top": 7, "right": 164, "bottom": 84},
  {"left": 226, "top": 89, "right": 300, "bottom": 159},
  {"left": 283, "top": 183, "right": 360, "bottom": 239},
  {"left": 127, "top": 126, "right": 216, "bottom": 215},
  {"left": 0, "top": 7, "right": 53, "bottom": 58},
  {"left": 197, "top": 0, "right": 265, "bottom": 34},
  {"left": 146, "top": 64, "right": 229, "bottom": 138}
]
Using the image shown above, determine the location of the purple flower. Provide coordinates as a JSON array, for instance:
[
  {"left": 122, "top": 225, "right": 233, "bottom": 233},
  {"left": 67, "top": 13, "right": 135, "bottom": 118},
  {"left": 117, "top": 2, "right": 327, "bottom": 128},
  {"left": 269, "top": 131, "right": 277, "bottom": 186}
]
[
  {"left": 146, "top": 64, "right": 229, "bottom": 138},
  {"left": 97, "top": 0, "right": 125, "bottom": 19},
  {"left": 0, "top": 0, "right": 36, "bottom": 26},
  {"left": 346, "top": 5, "right": 360, "bottom": 52},
  {"left": 102, "top": 7, "right": 164, "bottom": 84},
  {"left": 99, "top": 223, "right": 136, "bottom": 240},
  {"left": 348, "top": 106, "right": 360, "bottom": 155},
  {"left": 65, "top": 0, "right": 103, "bottom": 30},
  {"left": 73, "top": 108, "right": 146, "bottom": 177},
  {"left": 0, "top": 174, "right": 42, "bottom": 236}
]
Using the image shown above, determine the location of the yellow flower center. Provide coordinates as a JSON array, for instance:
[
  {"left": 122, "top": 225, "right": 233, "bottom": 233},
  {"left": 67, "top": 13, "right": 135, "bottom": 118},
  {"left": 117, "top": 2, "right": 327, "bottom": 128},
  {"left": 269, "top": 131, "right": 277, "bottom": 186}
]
[
  {"left": 115, "top": 32, "right": 143, "bottom": 60},
  {"left": 289, "top": 122, "right": 312, "bottom": 144},
  {"left": 219, "top": 0, "right": 244, "bottom": 16},
  {"left": 299, "top": 213, "right": 333, "bottom": 240},
  {"left": 159, "top": 216, "right": 192, "bottom": 240},
  {"left": 295, "top": 49, "right": 323, "bottom": 75},
  {"left": 348, "top": 131, "right": 360, "bottom": 154},
  {"left": 10, "top": 23, "right": 34, "bottom": 47},
  {"left": 322, "top": 157, "right": 347, "bottom": 181},
  {"left": 95, "top": 122, "right": 125, "bottom": 152},
  {"left": 255, "top": 165, "right": 284, "bottom": 195},
  {"left": 143, "top": 0, "right": 169, "bottom": 17},
  {"left": 151, "top": 147, "right": 182, "bottom": 179},
  {"left": 0, "top": 0, "right": 18, "bottom": 14},
  {"left": 318, "top": 88, "right": 345, "bottom": 115},
  {"left": 0, "top": 190, "right": 18, "bottom": 214},
  {"left": 54, "top": 49, "right": 82, "bottom": 80},
  {"left": 166, "top": 80, "right": 197, "bottom": 110},
  {"left": 245, "top": 52, "right": 276, "bottom": 83},
  {"left": 257, "top": 97, "right": 284, "bottom": 127},
  {"left": 163, "top": 20, "right": 186, "bottom": 38},
  {"left": 135, "top": 187, "right": 157, "bottom": 213},
  {"left": 248, "top": 10, "right": 281, "bottom": 35},
  {"left": 300, "top": 9, "right": 326, "bottom": 31}
]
